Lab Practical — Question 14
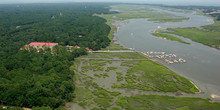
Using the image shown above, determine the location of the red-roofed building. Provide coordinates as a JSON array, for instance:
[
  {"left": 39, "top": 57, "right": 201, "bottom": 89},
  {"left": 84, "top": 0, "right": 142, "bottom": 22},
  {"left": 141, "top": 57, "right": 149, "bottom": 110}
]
[
  {"left": 29, "top": 42, "right": 58, "bottom": 48},
  {"left": 85, "top": 47, "right": 93, "bottom": 51},
  {"left": 85, "top": 47, "right": 89, "bottom": 50}
]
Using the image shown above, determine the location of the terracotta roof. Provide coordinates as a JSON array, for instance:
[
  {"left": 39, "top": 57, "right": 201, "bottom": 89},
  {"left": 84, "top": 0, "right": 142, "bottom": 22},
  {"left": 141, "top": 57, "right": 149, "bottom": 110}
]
[
  {"left": 85, "top": 47, "right": 89, "bottom": 50},
  {"left": 29, "top": 42, "right": 58, "bottom": 46}
]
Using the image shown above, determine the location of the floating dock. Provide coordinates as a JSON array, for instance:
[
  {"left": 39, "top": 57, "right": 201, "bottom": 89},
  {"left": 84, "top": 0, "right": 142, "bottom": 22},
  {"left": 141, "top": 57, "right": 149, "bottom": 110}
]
[{"left": 141, "top": 51, "right": 186, "bottom": 64}]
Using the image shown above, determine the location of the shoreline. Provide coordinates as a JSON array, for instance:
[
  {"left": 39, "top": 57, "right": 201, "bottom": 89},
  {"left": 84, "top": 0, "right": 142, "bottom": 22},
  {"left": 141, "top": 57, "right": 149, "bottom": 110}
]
[
  {"left": 190, "top": 80, "right": 202, "bottom": 94},
  {"left": 98, "top": 5, "right": 220, "bottom": 102},
  {"left": 111, "top": 19, "right": 203, "bottom": 95}
]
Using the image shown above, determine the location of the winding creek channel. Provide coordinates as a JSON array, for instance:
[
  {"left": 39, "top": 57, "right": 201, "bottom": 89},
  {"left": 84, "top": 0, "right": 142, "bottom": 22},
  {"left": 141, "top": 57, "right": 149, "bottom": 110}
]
[{"left": 114, "top": 8, "right": 220, "bottom": 102}]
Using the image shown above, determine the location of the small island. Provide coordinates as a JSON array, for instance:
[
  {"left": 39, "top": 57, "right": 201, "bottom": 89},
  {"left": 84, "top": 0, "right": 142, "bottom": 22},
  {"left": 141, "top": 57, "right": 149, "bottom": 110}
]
[{"left": 152, "top": 32, "right": 190, "bottom": 44}]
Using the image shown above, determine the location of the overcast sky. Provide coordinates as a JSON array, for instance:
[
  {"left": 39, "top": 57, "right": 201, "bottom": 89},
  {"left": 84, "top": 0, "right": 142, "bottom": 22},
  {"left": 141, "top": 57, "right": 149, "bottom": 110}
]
[{"left": 1, "top": 0, "right": 220, "bottom": 6}]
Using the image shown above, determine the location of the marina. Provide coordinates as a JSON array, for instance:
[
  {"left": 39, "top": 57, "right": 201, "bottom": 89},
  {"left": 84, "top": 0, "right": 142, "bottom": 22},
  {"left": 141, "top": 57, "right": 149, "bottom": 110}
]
[{"left": 141, "top": 51, "right": 186, "bottom": 64}]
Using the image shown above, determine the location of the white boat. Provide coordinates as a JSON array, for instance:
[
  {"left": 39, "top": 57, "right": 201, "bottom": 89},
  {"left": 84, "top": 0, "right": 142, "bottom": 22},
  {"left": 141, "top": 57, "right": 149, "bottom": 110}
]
[
  {"left": 179, "top": 58, "right": 183, "bottom": 63},
  {"left": 182, "top": 60, "right": 186, "bottom": 63},
  {"left": 169, "top": 61, "right": 174, "bottom": 64},
  {"left": 174, "top": 60, "right": 178, "bottom": 63}
]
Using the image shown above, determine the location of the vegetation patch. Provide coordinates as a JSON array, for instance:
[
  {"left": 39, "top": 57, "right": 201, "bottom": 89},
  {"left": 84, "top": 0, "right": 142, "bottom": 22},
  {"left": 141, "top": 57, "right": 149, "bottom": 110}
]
[
  {"left": 94, "top": 73, "right": 102, "bottom": 78},
  {"left": 74, "top": 66, "right": 121, "bottom": 109},
  {"left": 75, "top": 87, "right": 93, "bottom": 101},
  {"left": 81, "top": 61, "right": 107, "bottom": 72},
  {"left": 116, "top": 72, "right": 124, "bottom": 81},
  {"left": 113, "top": 61, "right": 199, "bottom": 93},
  {"left": 94, "top": 98, "right": 112, "bottom": 108},
  {"left": 111, "top": 106, "right": 122, "bottom": 110},
  {"left": 74, "top": 86, "right": 93, "bottom": 108},
  {"left": 103, "top": 72, "right": 109, "bottom": 78},
  {"left": 94, "top": 73, "right": 109, "bottom": 78},
  {"left": 149, "top": 17, "right": 189, "bottom": 22},
  {"left": 152, "top": 33, "right": 190, "bottom": 44},
  {"left": 84, "top": 52, "right": 147, "bottom": 59},
  {"left": 120, "top": 61, "right": 140, "bottom": 67},
  {"left": 167, "top": 25, "right": 220, "bottom": 49},
  {"left": 203, "top": 21, "right": 220, "bottom": 32},
  {"left": 91, "top": 88, "right": 118, "bottom": 108},
  {"left": 110, "top": 91, "right": 121, "bottom": 96},
  {"left": 106, "top": 67, "right": 117, "bottom": 72},
  {"left": 116, "top": 95, "right": 220, "bottom": 110},
  {"left": 102, "top": 43, "right": 128, "bottom": 50},
  {"left": 98, "top": 5, "right": 189, "bottom": 23},
  {"left": 93, "top": 90, "right": 113, "bottom": 99}
]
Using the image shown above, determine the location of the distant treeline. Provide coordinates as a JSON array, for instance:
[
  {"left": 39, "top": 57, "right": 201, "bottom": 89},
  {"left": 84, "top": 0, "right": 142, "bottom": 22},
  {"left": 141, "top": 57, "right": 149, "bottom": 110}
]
[
  {"left": 0, "top": 3, "right": 113, "bottom": 109},
  {"left": 161, "top": 5, "right": 220, "bottom": 21}
]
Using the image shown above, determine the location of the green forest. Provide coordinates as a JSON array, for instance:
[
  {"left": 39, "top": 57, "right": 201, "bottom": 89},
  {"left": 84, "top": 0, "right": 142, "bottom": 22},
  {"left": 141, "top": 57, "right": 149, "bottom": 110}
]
[{"left": 0, "top": 3, "right": 113, "bottom": 109}]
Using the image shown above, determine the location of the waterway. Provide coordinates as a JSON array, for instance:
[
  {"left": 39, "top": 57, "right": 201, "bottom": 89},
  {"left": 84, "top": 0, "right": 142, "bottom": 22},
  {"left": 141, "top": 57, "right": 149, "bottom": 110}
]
[{"left": 116, "top": 8, "right": 220, "bottom": 101}]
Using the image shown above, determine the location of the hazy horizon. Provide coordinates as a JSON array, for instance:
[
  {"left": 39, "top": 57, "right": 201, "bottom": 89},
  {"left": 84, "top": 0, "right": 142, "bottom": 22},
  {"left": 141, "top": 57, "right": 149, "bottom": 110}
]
[{"left": 0, "top": 0, "right": 220, "bottom": 6}]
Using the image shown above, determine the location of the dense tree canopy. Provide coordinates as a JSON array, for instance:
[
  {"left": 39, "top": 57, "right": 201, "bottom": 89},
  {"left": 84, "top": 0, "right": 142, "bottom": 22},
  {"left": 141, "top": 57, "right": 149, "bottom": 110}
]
[
  {"left": 0, "top": 3, "right": 113, "bottom": 109},
  {"left": 0, "top": 3, "right": 112, "bottom": 51},
  {"left": 0, "top": 47, "right": 87, "bottom": 108},
  {"left": 210, "top": 13, "right": 220, "bottom": 21}
]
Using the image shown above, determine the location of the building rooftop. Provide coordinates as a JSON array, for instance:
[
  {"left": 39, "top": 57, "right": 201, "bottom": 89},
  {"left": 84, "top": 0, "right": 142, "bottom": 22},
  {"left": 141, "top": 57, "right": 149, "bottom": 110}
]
[{"left": 29, "top": 42, "right": 58, "bottom": 47}]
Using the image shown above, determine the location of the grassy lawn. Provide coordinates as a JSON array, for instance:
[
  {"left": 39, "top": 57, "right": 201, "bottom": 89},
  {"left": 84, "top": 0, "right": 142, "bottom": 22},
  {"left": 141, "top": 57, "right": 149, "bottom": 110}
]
[
  {"left": 113, "top": 61, "right": 199, "bottom": 93},
  {"left": 152, "top": 33, "right": 190, "bottom": 44},
  {"left": 167, "top": 26, "right": 220, "bottom": 49},
  {"left": 116, "top": 95, "right": 220, "bottom": 110}
]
